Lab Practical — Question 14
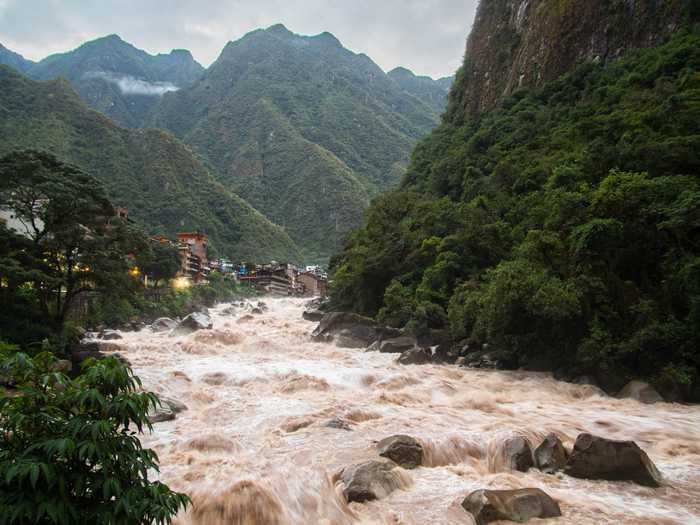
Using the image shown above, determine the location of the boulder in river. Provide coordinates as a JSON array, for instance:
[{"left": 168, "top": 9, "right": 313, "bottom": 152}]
[
  {"left": 148, "top": 404, "right": 176, "bottom": 423},
  {"left": 564, "top": 433, "right": 662, "bottom": 487},
  {"left": 505, "top": 436, "right": 534, "bottom": 472},
  {"left": 160, "top": 396, "right": 188, "bottom": 414},
  {"left": 340, "top": 459, "right": 406, "bottom": 503},
  {"left": 151, "top": 317, "right": 178, "bottom": 332},
  {"left": 99, "top": 329, "right": 123, "bottom": 340},
  {"left": 377, "top": 435, "right": 423, "bottom": 469},
  {"left": 534, "top": 433, "right": 569, "bottom": 474},
  {"left": 432, "top": 342, "right": 459, "bottom": 364},
  {"left": 311, "top": 312, "right": 400, "bottom": 348},
  {"left": 379, "top": 336, "right": 417, "bottom": 354},
  {"left": 174, "top": 312, "right": 213, "bottom": 334},
  {"left": 617, "top": 380, "right": 663, "bottom": 404},
  {"left": 463, "top": 348, "right": 517, "bottom": 369},
  {"left": 324, "top": 417, "right": 352, "bottom": 431},
  {"left": 250, "top": 307, "right": 263, "bottom": 315},
  {"left": 302, "top": 309, "right": 325, "bottom": 322},
  {"left": 462, "top": 488, "right": 561, "bottom": 525},
  {"left": 397, "top": 347, "right": 432, "bottom": 365}
]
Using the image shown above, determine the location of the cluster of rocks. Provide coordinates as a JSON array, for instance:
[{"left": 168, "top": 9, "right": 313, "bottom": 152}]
[
  {"left": 221, "top": 300, "right": 268, "bottom": 316},
  {"left": 308, "top": 311, "right": 675, "bottom": 404},
  {"left": 339, "top": 431, "right": 661, "bottom": 523}
]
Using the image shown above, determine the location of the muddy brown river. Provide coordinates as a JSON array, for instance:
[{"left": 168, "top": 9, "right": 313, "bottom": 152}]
[{"left": 108, "top": 298, "right": 700, "bottom": 524}]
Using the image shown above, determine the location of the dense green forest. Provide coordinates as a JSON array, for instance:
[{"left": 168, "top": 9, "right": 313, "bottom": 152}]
[
  {"left": 149, "top": 24, "right": 448, "bottom": 261},
  {"left": 331, "top": 28, "right": 700, "bottom": 397},
  {"left": 0, "top": 65, "right": 301, "bottom": 262}
]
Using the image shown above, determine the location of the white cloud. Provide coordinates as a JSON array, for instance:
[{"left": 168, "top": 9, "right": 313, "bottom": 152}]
[{"left": 83, "top": 71, "right": 179, "bottom": 96}]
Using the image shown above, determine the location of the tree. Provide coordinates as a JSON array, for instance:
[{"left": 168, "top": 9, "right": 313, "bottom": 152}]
[
  {"left": 0, "top": 150, "right": 139, "bottom": 334},
  {"left": 136, "top": 240, "right": 180, "bottom": 289},
  {"left": 0, "top": 351, "right": 190, "bottom": 524}
]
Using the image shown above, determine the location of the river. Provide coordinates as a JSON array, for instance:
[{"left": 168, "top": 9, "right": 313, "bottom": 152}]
[{"left": 109, "top": 298, "right": 700, "bottom": 524}]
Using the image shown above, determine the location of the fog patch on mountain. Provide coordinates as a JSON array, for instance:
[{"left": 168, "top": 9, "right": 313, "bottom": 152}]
[{"left": 83, "top": 71, "right": 179, "bottom": 96}]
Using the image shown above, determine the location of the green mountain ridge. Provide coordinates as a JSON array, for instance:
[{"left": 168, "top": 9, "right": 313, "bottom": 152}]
[
  {"left": 0, "top": 43, "right": 34, "bottom": 72},
  {"left": 387, "top": 66, "right": 453, "bottom": 112},
  {"left": 148, "top": 24, "right": 445, "bottom": 259},
  {"left": 0, "top": 65, "right": 301, "bottom": 262},
  {"left": 22, "top": 35, "right": 204, "bottom": 128}
]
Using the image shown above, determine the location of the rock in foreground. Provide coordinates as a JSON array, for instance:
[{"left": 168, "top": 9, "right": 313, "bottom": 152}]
[
  {"left": 462, "top": 488, "right": 562, "bottom": 525},
  {"left": 564, "top": 433, "right": 662, "bottom": 487},
  {"left": 340, "top": 459, "right": 406, "bottom": 503},
  {"left": 377, "top": 435, "right": 423, "bottom": 469},
  {"left": 379, "top": 336, "right": 417, "bottom": 354},
  {"left": 505, "top": 436, "right": 534, "bottom": 472},
  {"left": 151, "top": 317, "right": 177, "bottom": 332},
  {"left": 534, "top": 433, "right": 569, "bottom": 474},
  {"left": 302, "top": 309, "right": 324, "bottom": 322}
]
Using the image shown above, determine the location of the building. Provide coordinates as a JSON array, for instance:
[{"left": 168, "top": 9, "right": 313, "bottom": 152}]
[
  {"left": 297, "top": 271, "right": 328, "bottom": 297},
  {"left": 177, "top": 232, "right": 209, "bottom": 283}
]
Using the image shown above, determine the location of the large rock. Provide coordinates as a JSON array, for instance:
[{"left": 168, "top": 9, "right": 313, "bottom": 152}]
[
  {"left": 463, "top": 348, "right": 517, "bottom": 370},
  {"left": 564, "top": 433, "right": 662, "bottom": 487},
  {"left": 311, "top": 312, "right": 400, "bottom": 348},
  {"left": 377, "top": 435, "right": 423, "bottom": 469},
  {"left": 340, "top": 459, "right": 405, "bottom": 503},
  {"left": 462, "top": 488, "right": 562, "bottom": 525},
  {"left": 432, "top": 342, "right": 459, "bottom": 364},
  {"left": 148, "top": 404, "right": 176, "bottom": 423},
  {"left": 617, "top": 380, "right": 663, "bottom": 404},
  {"left": 151, "top": 317, "right": 177, "bottom": 332},
  {"left": 397, "top": 347, "right": 432, "bottom": 365},
  {"left": 534, "top": 433, "right": 569, "bottom": 474},
  {"left": 175, "top": 312, "right": 213, "bottom": 333},
  {"left": 379, "top": 336, "right": 417, "bottom": 354},
  {"left": 160, "top": 396, "right": 188, "bottom": 414},
  {"left": 505, "top": 436, "right": 534, "bottom": 472},
  {"left": 302, "top": 309, "right": 325, "bottom": 322},
  {"left": 99, "top": 329, "right": 123, "bottom": 340}
]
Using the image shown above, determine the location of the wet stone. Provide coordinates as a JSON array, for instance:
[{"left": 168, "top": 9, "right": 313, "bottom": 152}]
[
  {"left": 462, "top": 488, "right": 562, "bottom": 525},
  {"left": 377, "top": 434, "right": 423, "bottom": 469}
]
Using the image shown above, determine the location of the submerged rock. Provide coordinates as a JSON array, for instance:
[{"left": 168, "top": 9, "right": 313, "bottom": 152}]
[
  {"left": 462, "top": 488, "right": 561, "bottom": 525},
  {"left": 564, "top": 433, "right": 662, "bottom": 487},
  {"left": 324, "top": 417, "right": 352, "bottom": 431},
  {"left": 151, "top": 317, "right": 177, "bottom": 332},
  {"left": 148, "top": 404, "right": 176, "bottom": 423},
  {"left": 397, "top": 347, "right": 432, "bottom": 365},
  {"left": 534, "top": 433, "right": 569, "bottom": 474},
  {"left": 377, "top": 435, "right": 423, "bottom": 469},
  {"left": 302, "top": 309, "right": 324, "bottom": 322},
  {"left": 99, "top": 329, "right": 123, "bottom": 340},
  {"left": 175, "top": 312, "right": 213, "bottom": 334},
  {"left": 379, "top": 336, "right": 417, "bottom": 354},
  {"left": 311, "top": 312, "right": 400, "bottom": 348},
  {"left": 505, "top": 436, "right": 534, "bottom": 472},
  {"left": 160, "top": 396, "right": 188, "bottom": 414},
  {"left": 340, "top": 459, "right": 405, "bottom": 503},
  {"left": 617, "top": 380, "right": 663, "bottom": 404}
]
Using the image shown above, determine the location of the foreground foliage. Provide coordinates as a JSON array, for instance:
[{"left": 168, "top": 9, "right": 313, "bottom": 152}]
[
  {"left": 331, "top": 29, "right": 700, "bottom": 395},
  {"left": 0, "top": 352, "right": 189, "bottom": 524}
]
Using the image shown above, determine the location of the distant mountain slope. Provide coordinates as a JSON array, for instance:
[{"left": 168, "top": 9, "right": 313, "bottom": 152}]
[
  {"left": 387, "top": 67, "right": 452, "bottom": 112},
  {"left": 25, "top": 35, "right": 204, "bottom": 128},
  {"left": 149, "top": 24, "right": 443, "bottom": 259},
  {"left": 0, "top": 65, "right": 300, "bottom": 261},
  {"left": 0, "top": 43, "right": 34, "bottom": 72}
]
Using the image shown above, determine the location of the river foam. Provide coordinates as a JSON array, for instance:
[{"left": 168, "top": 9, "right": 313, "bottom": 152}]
[{"left": 107, "top": 298, "right": 700, "bottom": 524}]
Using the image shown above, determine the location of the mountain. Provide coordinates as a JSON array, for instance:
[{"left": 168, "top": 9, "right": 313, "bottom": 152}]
[
  {"left": 0, "top": 65, "right": 300, "bottom": 261},
  {"left": 448, "top": 0, "right": 694, "bottom": 120},
  {"left": 149, "top": 24, "right": 443, "bottom": 260},
  {"left": 387, "top": 67, "right": 452, "bottom": 112},
  {"left": 25, "top": 35, "right": 204, "bottom": 128},
  {"left": 330, "top": 4, "right": 700, "bottom": 399},
  {"left": 0, "top": 43, "right": 34, "bottom": 72}
]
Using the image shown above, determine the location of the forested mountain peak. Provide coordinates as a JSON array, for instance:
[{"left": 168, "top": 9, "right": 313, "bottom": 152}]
[
  {"left": 0, "top": 42, "right": 35, "bottom": 72},
  {"left": 23, "top": 34, "right": 204, "bottom": 127},
  {"left": 149, "top": 25, "right": 444, "bottom": 261}
]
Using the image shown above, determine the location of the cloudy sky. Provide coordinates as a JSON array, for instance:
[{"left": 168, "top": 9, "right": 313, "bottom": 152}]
[{"left": 0, "top": 0, "right": 478, "bottom": 78}]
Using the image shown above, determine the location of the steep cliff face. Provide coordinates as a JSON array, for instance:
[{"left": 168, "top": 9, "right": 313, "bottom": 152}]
[{"left": 448, "top": 0, "right": 696, "bottom": 120}]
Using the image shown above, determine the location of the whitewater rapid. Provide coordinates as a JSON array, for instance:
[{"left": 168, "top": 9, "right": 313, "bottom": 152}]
[{"left": 110, "top": 298, "right": 700, "bottom": 524}]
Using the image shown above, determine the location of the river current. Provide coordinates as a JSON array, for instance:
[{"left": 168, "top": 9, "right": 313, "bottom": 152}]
[{"left": 109, "top": 298, "right": 700, "bottom": 524}]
